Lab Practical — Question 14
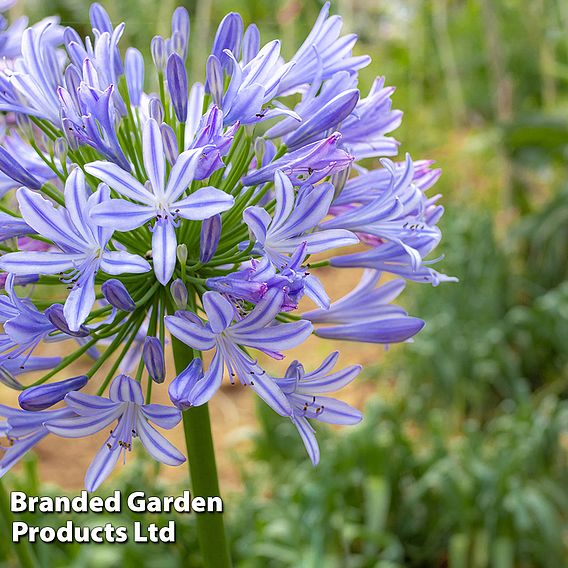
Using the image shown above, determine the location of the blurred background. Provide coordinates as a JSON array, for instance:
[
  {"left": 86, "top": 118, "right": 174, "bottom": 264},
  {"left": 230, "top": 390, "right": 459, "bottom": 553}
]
[{"left": 2, "top": 0, "right": 568, "bottom": 566}]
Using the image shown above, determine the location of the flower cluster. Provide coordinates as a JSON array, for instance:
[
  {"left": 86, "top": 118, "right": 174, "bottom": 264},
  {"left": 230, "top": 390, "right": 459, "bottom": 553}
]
[{"left": 0, "top": 3, "right": 453, "bottom": 491}]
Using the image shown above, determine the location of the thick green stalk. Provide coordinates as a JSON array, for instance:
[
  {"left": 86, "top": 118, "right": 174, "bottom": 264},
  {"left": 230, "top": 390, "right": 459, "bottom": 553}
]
[{"left": 171, "top": 338, "right": 232, "bottom": 568}]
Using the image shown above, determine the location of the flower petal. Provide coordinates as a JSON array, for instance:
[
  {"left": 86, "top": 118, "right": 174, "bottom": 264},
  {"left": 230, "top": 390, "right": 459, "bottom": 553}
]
[
  {"left": 292, "top": 415, "right": 320, "bottom": 465},
  {"left": 109, "top": 374, "right": 145, "bottom": 404},
  {"left": 0, "top": 252, "right": 80, "bottom": 275},
  {"left": 203, "top": 291, "right": 235, "bottom": 333},
  {"left": 64, "top": 271, "right": 96, "bottom": 332},
  {"left": 85, "top": 440, "right": 122, "bottom": 492},
  {"left": 164, "top": 148, "right": 201, "bottom": 202},
  {"left": 135, "top": 415, "right": 186, "bottom": 466},
  {"left": 165, "top": 315, "right": 216, "bottom": 350},
  {"left": 89, "top": 200, "right": 155, "bottom": 230},
  {"left": 152, "top": 217, "right": 177, "bottom": 285},
  {"left": 101, "top": 250, "right": 151, "bottom": 275},
  {"left": 243, "top": 206, "right": 271, "bottom": 244},
  {"left": 85, "top": 161, "right": 154, "bottom": 203},
  {"left": 143, "top": 118, "right": 166, "bottom": 196},
  {"left": 140, "top": 404, "right": 182, "bottom": 429},
  {"left": 174, "top": 187, "right": 234, "bottom": 220}
]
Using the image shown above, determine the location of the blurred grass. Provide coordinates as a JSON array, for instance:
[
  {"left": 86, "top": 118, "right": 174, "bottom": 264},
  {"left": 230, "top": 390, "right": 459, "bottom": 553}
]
[{"left": 1, "top": 1, "right": 568, "bottom": 566}]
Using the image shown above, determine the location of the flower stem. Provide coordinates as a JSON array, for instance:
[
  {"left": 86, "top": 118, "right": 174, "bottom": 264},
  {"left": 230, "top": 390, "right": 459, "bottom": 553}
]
[
  {"left": 0, "top": 480, "right": 38, "bottom": 568},
  {"left": 171, "top": 338, "right": 232, "bottom": 568}
]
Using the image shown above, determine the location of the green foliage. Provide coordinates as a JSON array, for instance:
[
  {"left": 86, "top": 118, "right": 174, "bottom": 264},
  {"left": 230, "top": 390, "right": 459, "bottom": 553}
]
[{"left": 228, "top": 395, "right": 568, "bottom": 568}]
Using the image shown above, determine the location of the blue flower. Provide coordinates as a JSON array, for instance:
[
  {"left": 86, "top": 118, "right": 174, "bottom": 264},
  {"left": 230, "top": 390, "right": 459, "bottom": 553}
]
[
  {"left": 0, "top": 404, "right": 76, "bottom": 477},
  {"left": 165, "top": 288, "right": 313, "bottom": 415},
  {"left": 46, "top": 374, "right": 185, "bottom": 492},
  {"left": 0, "top": 169, "right": 151, "bottom": 330},
  {"left": 304, "top": 270, "right": 425, "bottom": 344},
  {"left": 86, "top": 118, "right": 234, "bottom": 285},
  {"left": 274, "top": 352, "right": 362, "bottom": 464}
]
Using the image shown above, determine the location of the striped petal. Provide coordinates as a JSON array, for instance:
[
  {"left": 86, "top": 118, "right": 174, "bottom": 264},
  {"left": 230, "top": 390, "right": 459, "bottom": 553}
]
[
  {"left": 152, "top": 217, "right": 177, "bottom": 285},
  {"left": 174, "top": 187, "right": 234, "bottom": 220},
  {"left": 135, "top": 415, "right": 186, "bottom": 466},
  {"left": 85, "top": 161, "right": 154, "bottom": 203},
  {"left": 203, "top": 291, "right": 235, "bottom": 333},
  {"left": 165, "top": 315, "right": 216, "bottom": 351}
]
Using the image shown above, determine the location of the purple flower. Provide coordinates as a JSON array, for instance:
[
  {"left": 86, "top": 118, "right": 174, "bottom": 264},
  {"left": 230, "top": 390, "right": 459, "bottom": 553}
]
[
  {"left": 206, "top": 40, "right": 296, "bottom": 125},
  {"left": 323, "top": 155, "right": 441, "bottom": 270},
  {"left": 186, "top": 105, "right": 239, "bottom": 179},
  {"left": 339, "top": 77, "right": 402, "bottom": 159},
  {"left": 86, "top": 118, "right": 234, "bottom": 285},
  {"left": 243, "top": 171, "right": 357, "bottom": 265},
  {"left": 165, "top": 288, "right": 313, "bottom": 415},
  {"left": 266, "top": 72, "right": 360, "bottom": 151},
  {"left": 59, "top": 60, "right": 129, "bottom": 169},
  {"left": 274, "top": 352, "right": 362, "bottom": 464},
  {"left": 18, "top": 375, "right": 88, "bottom": 411},
  {"left": 168, "top": 358, "right": 203, "bottom": 410},
  {"left": 0, "top": 274, "right": 57, "bottom": 363},
  {"left": 304, "top": 270, "right": 425, "bottom": 344},
  {"left": 0, "top": 22, "right": 63, "bottom": 121},
  {"left": 275, "top": 2, "right": 370, "bottom": 95},
  {"left": 0, "top": 404, "right": 76, "bottom": 477},
  {"left": 242, "top": 133, "right": 353, "bottom": 186},
  {"left": 46, "top": 374, "right": 185, "bottom": 492},
  {"left": 0, "top": 169, "right": 151, "bottom": 330}
]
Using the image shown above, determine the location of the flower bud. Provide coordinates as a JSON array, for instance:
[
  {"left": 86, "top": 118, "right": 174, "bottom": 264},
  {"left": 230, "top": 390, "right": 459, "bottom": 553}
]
[
  {"left": 89, "top": 3, "right": 113, "bottom": 34},
  {"left": 170, "top": 278, "right": 188, "bottom": 310},
  {"left": 16, "top": 114, "right": 34, "bottom": 140},
  {"left": 54, "top": 137, "right": 68, "bottom": 166},
  {"left": 125, "top": 48, "right": 144, "bottom": 106},
  {"left": 205, "top": 55, "right": 224, "bottom": 106},
  {"left": 166, "top": 53, "right": 189, "bottom": 123},
  {"left": 151, "top": 35, "right": 167, "bottom": 72},
  {"left": 101, "top": 279, "right": 136, "bottom": 312},
  {"left": 168, "top": 358, "right": 203, "bottom": 410},
  {"left": 242, "top": 24, "right": 260, "bottom": 65},
  {"left": 171, "top": 7, "right": 190, "bottom": 60},
  {"left": 160, "top": 123, "right": 179, "bottom": 165},
  {"left": 211, "top": 12, "right": 243, "bottom": 69},
  {"left": 45, "top": 304, "right": 90, "bottom": 337},
  {"left": 176, "top": 243, "right": 188, "bottom": 266},
  {"left": 148, "top": 96, "right": 164, "bottom": 123},
  {"left": 143, "top": 337, "right": 166, "bottom": 384},
  {"left": 200, "top": 214, "right": 221, "bottom": 263},
  {"left": 331, "top": 163, "right": 351, "bottom": 201},
  {"left": 19, "top": 375, "right": 88, "bottom": 411}
]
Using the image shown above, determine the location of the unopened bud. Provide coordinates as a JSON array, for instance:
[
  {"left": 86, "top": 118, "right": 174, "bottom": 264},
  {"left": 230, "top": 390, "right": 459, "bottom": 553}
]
[
  {"left": 200, "top": 214, "right": 221, "bottom": 263},
  {"left": 176, "top": 243, "right": 188, "bottom": 265},
  {"left": 46, "top": 304, "right": 90, "bottom": 337},
  {"left": 101, "top": 279, "right": 136, "bottom": 312},
  {"left": 19, "top": 375, "right": 88, "bottom": 411},
  {"left": 170, "top": 278, "right": 188, "bottom": 310},
  {"left": 143, "top": 337, "right": 166, "bottom": 383}
]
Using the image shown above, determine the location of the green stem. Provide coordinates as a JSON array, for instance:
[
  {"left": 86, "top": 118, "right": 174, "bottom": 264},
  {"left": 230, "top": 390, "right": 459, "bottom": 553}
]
[
  {"left": 171, "top": 338, "right": 232, "bottom": 568},
  {"left": 0, "top": 480, "right": 38, "bottom": 568}
]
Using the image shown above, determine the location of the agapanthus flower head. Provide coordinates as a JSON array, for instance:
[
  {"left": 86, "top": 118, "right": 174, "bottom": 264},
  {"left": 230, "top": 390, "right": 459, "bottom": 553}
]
[{"left": 0, "top": 2, "right": 452, "bottom": 491}]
